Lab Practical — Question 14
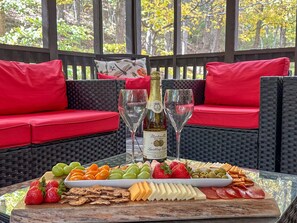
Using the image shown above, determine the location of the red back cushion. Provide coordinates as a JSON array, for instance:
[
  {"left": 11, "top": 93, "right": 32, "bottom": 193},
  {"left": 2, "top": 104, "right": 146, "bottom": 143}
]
[
  {"left": 204, "top": 57, "right": 290, "bottom": 107},
  {"left": 0, "top": 60, "right": 67, "bottom": 115},
  {"left": 98, "top": 73, "right": 151, "bottom": 96}
]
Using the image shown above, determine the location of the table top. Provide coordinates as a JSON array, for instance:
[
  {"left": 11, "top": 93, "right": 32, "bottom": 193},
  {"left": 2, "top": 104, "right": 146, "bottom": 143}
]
[{"left": 1, "top": 153, "right": 297, "bottom": 222}]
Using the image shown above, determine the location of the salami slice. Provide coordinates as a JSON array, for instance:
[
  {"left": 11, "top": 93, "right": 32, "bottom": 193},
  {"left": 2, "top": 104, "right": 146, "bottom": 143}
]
[
  {"left": 225, "top": 187, "right": 241, "bottom": 198},
  {"left": 215, "top": 188, "right": 234, "bottom": 199},
  {"left": 232, "top": 186, "right": 250, "bottom": 199},
  {"left": 199, "top": 187, "right": 220, "bottom": 199},
  {"left": 246, "top": 186, "right": 265, "bottom": 199}
]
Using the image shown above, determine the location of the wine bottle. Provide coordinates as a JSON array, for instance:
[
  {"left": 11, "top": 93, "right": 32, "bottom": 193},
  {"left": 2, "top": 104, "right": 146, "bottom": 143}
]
[{"left": 143, "top": 71, "right": 167, "bottom": 162}]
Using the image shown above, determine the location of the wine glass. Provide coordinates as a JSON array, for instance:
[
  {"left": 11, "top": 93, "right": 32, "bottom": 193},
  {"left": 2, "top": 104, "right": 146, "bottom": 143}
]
[
  {"left": 118, "top": 89, "right": 148, "bottom": 162},
  {"left": 164, "top": 89, "right": 194, "bottom": 160}
]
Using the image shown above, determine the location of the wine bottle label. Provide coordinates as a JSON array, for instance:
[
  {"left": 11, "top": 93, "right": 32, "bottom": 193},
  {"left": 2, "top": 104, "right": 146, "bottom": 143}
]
[
  {"left": 143, "top": 130, "right": 167, "bottom": 160},
  {"left": 147, "top": 100, "right": 163, "bottom": 113}
]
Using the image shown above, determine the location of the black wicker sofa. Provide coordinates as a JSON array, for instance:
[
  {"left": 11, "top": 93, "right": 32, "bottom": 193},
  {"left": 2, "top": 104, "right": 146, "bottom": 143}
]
[
  {"left": 163, "top": 58, "right": 289, "bottom": 171},
  {"left": 0, "top": 60, "right": 126, "bottom": 187}
]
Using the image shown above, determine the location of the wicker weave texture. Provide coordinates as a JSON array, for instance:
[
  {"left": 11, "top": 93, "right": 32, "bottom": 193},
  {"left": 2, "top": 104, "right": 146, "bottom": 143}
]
[
  {"left": 278, "top": 196, "right": 297, "bottom": 223},
  {"left": 31, "top": 132, "right": 119, "bottom": 178},
  {"left": 0, "top": 147, "right": 32, "bottom": 187},
  {"left": 259, "top": 77, "right": 283, "bottom": 172},
  {"left": 176, "top": 126, "right": 259, "bottom": 168},
  {"left": 281, "top": 77, "right": 297, "bottom": 174}
]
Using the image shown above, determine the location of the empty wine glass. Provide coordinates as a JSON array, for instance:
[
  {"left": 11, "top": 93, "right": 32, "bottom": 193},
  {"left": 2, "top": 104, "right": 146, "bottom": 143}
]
[
  {"left": 164, "top": 89, "right": 194, "bottom": 160},
  {"left": 118, "top": 89, "right": 148, "bottom": 162}
]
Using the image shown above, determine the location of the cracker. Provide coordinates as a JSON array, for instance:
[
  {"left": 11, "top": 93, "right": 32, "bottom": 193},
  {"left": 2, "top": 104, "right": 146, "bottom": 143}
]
[
  {"left": 90, "top": 199, "right": 111, "bottom": 205},
  {"left": 110, "top": 198, "right": 130, "bottom": 204},
  {"left": 69, "top": 197, "right": 89, "bottom": 206}
]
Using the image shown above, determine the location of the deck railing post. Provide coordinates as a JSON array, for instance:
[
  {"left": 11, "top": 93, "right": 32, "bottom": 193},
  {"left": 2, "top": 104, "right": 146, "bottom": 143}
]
[{"left": 42, "top": 0, "right": 58, "bottom": 60}]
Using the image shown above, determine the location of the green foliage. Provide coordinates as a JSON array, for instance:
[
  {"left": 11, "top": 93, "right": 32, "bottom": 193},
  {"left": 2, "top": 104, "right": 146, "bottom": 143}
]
[
  {"left": 103, "top": 43, "right": 126, "bottom": 54},
  {"left": 57, "top": 20, "right": 94, "bottom": 52}
]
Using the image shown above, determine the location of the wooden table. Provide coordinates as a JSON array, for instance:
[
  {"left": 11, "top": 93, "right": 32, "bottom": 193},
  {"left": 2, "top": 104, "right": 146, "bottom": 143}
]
[{"left": 2, "top": 153, "right": 296, "bottom": 222}]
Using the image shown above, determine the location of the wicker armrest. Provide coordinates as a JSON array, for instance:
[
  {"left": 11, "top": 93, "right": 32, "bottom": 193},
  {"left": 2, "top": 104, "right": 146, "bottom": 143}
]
[
  {"left": 162, "top": 79, "right": 205, "bottom": 105},
  {"left": 66, "top": 80, "right": 125, "bottom": 111},
  {"left": 259, "top": 76, "right": 283, "bottom": 171}
]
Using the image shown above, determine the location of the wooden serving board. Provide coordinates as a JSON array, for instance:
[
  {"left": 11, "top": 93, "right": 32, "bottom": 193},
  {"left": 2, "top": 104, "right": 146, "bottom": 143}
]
[{"left": 11, "top": 172, "right": 281, "bottom": 223}]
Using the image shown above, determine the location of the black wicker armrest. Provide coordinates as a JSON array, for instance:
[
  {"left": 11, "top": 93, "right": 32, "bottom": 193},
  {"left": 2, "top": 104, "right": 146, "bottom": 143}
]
[
  {"left": 162, "top": 79, "right": 205, "bottom": 105},
  {"left": 66, "top": 80, "right": 125, "bottom": 111},
  {"left": 259, "top": 76, "right": 283, "bottom": 172}
]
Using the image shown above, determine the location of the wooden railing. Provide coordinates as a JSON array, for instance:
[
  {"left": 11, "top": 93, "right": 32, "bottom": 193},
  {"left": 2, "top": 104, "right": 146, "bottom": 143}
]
[{"left": 0, "top": 44, "right": 295, "bottom": 80}]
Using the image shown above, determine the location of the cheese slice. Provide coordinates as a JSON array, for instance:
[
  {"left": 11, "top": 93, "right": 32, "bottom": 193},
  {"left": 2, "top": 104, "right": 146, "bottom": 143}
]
[
  {"left": 184, "top": 185, "right": 194, "bottom": 200},
  {"left": 136, "top": 182, "right": 146, "bottom": 201},
  {"left": 148, "top": 182, "right": 157, "bottom": 201},
  {"left": 155, "top": 183, "right": 163, "bottom": 201},
  {"left": 187, "top": 185, "right": 198, "bottom": 200},
  {"left": 141, "top": 181, "right": 152, "bottom": 201},
  {"left": 164, "top": 183, "right": 173, "bottom": 200},
  {"left": 173, "top": 183, "right": 182, "bottom": 200},
  {"left": 177, "top": 184, "right": 187, "bottom": 200},
  {"left": 169, "top": 183, "right": 177, "bottom": 201},
  {"left": 158, "top": 183, "right": 167, "bottom": 200},
  {"left": 194, "top": 187, "right": 207, "bottom": 200},
  {"left": 128, "top": 183, "right": 141, "bottom": 201}
]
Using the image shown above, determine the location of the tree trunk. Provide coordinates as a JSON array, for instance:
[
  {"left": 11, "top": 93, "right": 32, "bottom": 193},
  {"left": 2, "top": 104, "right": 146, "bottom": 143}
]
[
  {"left": 0, "top": 10, "right": 5, "bottom": 36},
  {"left": 74, "top": 0, "right": 81, "bottom": 24},
  {"left": 253, "top": 4, "right": 264, "bottom": 48},
  {"left": 115, "top": 1, "right": 125, "bottom": 44},
  {"left": 280, "top": 26, "right": 286, "bottom": 47},
  {"left": 202, "top": 14, "right": 211, "bottom": 52},
  {"left": 57, "top": 4, "right": 65, "bottom": 20}
]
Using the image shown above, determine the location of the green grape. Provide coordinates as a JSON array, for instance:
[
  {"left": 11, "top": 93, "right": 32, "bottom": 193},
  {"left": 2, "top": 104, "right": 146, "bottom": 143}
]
[
  {"left": 110, "top": 169, "right": 124, "bottom": 175},
  {"left": 69, "top": 162, "right": 81, "bottom": 169},
  {"left": 140, "top": 166, "right": 151, "bottom": 173},
  {"left": 56, "top": 163, "right": 67, "bottom": 168},
  {"left": 126, "top": 166, "right": 140, "bottom": 175},
  {"left": 73, "top": 166, "right": 85, "bottom": 170},
  {"left": 52, "top": 165, "right": 64, "bottom": 177},
  {"left": 63, "top": 165, "right": 72, "bottom": 175},
  {"left": 122, "top": 172, "right": 137, "bottom": 179},
  {"left": 137, "top": 171, "right": 150, "bottom": 179},
  {"left": 109, "top": 173, "right": 123, "bottom": 180}
]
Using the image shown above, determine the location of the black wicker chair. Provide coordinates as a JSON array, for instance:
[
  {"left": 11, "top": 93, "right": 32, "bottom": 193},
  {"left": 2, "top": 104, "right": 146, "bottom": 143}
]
[
  {"left": 163, "top": 77, "right": 283, "bottom": 171},
  {"left": 0, "top": 79, "right": 126, "bottom": 187},
  {"left": 280, "top": 77, "right": 297, "bottom": 174},
  {"left": 278, "top": 196, "right": 297, "bottom": 223}
]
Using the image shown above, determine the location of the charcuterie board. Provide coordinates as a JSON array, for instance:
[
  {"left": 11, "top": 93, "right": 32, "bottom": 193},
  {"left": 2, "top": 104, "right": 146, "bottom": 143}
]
[{"left": 10, "top": 172, "right": 280, "bottom": 223}]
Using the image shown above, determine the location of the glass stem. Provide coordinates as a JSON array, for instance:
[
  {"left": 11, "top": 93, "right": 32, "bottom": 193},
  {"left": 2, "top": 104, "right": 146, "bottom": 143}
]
[
  {"left": 176, "top": 131, "right": 181, "bottom": 160},
  {"left": 131, "top": 130, "right": 136, "bottom": 163}
]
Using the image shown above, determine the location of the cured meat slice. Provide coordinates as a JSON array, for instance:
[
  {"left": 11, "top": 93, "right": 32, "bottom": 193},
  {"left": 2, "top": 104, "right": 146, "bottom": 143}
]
[
  {"left": 232, "top": 186, "right": 250, "bottom": 199},
  {"left": 215, "top": 188, "right": 234, "bottom": 199},
  {"left": 225, "top": 188, "right": 241, "bottom": 198},
  {"left": 199, "top": 187, "right": 220, "bottom": 199},
  {"left": 246, "top": 186, "right": 265, "bottom": 199}
]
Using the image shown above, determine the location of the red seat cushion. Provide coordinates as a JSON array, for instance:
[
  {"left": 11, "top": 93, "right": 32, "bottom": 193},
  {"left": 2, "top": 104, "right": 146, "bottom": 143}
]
[
  {"left": 204, "top": 57, "right": 290, "bottom": 107},
  {"left": 0, "top": 110, "right": 120, "bottom": 144},
  {"left": 0, "top": 60, "right": 67, "bottom": 115},
  {"left": 187, "top": 105, "right": 259, "bottom": 129},
  {"left": 0, "top": 120, "right": 31, "bottom": 149},
  {"left": 98, "top": 73, "right": 151, "bottom": 96}
]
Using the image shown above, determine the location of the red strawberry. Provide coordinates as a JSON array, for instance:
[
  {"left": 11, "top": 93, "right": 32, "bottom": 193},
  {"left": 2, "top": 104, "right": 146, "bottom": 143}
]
[
  {"left": 30, "top": 180, "right": 40, "bottom": 188},
  {"left": 44, "top": 187, "right": 62, "bottom": 203},
  {"left": 169, "top": 161, "right": 180, "bottom": 169},
  {"left": 25, "top": 186, "right": 44, "bottom": 205},
  {"left": 45, "top": 180, "right": 59, "bottom": 191},
  {"left": 152, "top": 162, "right": 172, "bottom": 179},
  {"left": 171, "top": 163, "right": 191, "bottom": 178}
]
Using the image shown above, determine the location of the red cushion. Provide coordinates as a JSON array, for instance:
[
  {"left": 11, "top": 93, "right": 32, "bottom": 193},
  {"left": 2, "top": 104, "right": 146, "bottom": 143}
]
[
  {"left": 204, "top": 57, "right": 290, "bottom": 107},
  {"left": 98, "top": 73, "right": 151, "bottom": 96},
  {"left": 0, "top": 120, "right": 31, "bottom": 149},
  {"left": 0, "top": 110, "right": 119, "bottom": 144},
  {"left": 187, "top": 105, "right": 259, "bottom": 129},
  {"left": 0, "top": 60, "right": 68, "bottom": 115}
]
